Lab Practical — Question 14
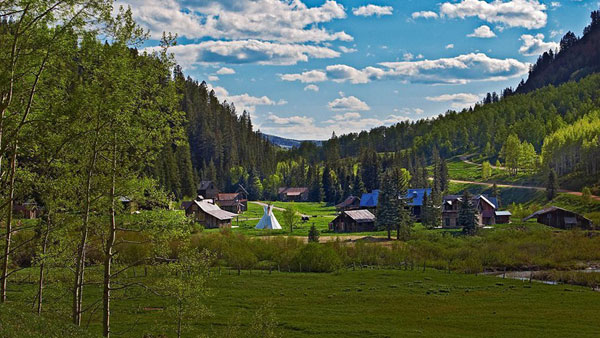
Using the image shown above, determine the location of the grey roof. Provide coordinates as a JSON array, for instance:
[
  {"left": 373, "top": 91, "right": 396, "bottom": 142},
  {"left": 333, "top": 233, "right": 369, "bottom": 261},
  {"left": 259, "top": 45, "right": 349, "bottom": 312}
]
[
  {"left": 495, "top": 210, "right": 512, "bottom": 216},
  {"left": 193, "top": 200, "right": 237, "bottom": 220},
  {"left": 205, "top": 209, "right": 238, "bottom": 221},
  {"left": 344, "top": 210, "right": 376, "bottom": 223}
]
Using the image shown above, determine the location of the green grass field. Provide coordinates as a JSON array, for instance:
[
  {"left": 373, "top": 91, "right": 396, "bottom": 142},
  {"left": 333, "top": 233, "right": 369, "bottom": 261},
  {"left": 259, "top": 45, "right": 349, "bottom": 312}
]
[
  {"left": 6, "top": 268, "right": 600, "bottom": 337},
  {"left": 205, "top": 201, "right": 388, "bottom": 237}
]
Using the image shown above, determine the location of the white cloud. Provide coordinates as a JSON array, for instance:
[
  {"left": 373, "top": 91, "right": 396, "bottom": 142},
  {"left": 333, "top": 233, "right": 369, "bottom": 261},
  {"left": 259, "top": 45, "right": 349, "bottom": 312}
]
[
  {"left": 414, "top": 108, "right": 425, "bottom": 114},
  {"left": 412, "top": 11, "right": 439, "bottom": 19},
  {"left": 304, "top": 84, "right": 319, "bottom": 92},
  {"left": 467, "top": 25, "right": 497, "bottom": 38},
  {"left": 259, "top": 111, "right": 410, "bottom": 139},
  {"left": 426, "top": 93, "right": 480, "bottom": 109},
  {"left": 328, "top": 94, "right": 370, "bottom": 111},
  {"left": 119, "top": 0, "right": 352, "bottom": 43},
  {"left": 403, "top": 53, "right": 414, "bottom": 61},
  {"left": 519, "top": 33, "right": 559, "bottom": 56},
  {"left": 339, "top": 46, "right": 358, "bottom": 53},
  {"left": 446, "top": 44, "right": 455, "bottom": 49},
  {"left": 550, "top": 2, "right": 561, "bottom": 8},
  {"left": 208, "top": 75, "right": 220, "bottom": 81},
  {"left": 216, "top": 67, "right": 236, "bottom": 75},
  {"left": 280, "top": 70, "right": 328, "bottom": 83},
  {"left": 440, "top": 0, "right": 548, "bottom": 29},
  {"left": 148, "top": 40, "right": 340, "bottom": 68},
  {"left": 281, "top": 53, "right": 528, "bottom": 85},
  {"left": 353, "top": 5, "right": 393, "bottom": 17},
  {"left": 206, "top": 83, "right": 286, "bottom": 113}
]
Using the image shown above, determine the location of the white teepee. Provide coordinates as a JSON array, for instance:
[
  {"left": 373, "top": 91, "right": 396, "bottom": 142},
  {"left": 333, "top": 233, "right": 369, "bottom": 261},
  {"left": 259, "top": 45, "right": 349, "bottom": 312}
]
[{"left": 255, "top": 205, "right": 282, "bottom": 230}]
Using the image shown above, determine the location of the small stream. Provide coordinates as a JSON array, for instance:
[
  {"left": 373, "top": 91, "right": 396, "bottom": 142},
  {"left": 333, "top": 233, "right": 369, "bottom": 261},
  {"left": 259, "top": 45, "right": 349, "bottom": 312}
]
[{"left": 483, "top": 268, "right": 600, "bottom": 290}]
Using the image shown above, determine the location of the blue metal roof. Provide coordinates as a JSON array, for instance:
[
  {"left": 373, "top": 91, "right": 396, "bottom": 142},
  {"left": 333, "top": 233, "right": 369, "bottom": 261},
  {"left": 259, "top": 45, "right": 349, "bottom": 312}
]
[
  {"left": 360, "top": 190, "right": 379, "bottom": 208},
  {"left": 405, "top": 188, "right": 432, "bottom": 206}
]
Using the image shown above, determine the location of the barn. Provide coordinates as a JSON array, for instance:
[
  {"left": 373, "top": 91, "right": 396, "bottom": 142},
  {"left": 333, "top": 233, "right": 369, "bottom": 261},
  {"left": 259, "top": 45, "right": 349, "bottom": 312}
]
[
  {"left": 524, "top": 206, "right": 593, "bottom": 229},
  {"left": 329, "top": 210, "right": 376, "bottom": 233}
]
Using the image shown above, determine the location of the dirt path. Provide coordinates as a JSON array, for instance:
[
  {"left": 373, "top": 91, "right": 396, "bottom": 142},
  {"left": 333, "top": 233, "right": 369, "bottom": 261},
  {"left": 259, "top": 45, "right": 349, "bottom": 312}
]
[
  {"left": 450, "top": 179, "right": 600, "bottom": 201},
  {"left": 459, "top": 154, "right": 506, "bottom": 170}
]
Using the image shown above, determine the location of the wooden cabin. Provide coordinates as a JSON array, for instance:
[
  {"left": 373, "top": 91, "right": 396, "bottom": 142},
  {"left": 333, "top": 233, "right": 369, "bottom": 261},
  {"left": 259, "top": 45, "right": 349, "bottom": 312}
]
[
  {"left": 329, "top": 210, "right": 376, "bottom": 233},
  {"left": 278, "top": 187, "right": 309, "bottom": 202},
  {"left": 184, "top": 198, "right": 237, "bottom": 229},
  {"left": 524, "top": 206, "right": 593, "bottom": 229}
]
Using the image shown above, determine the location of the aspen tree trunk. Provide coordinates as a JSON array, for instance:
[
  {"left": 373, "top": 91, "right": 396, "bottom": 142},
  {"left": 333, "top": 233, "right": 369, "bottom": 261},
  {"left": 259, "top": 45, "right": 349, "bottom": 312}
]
[
  {"left": 103, "top": 135, "right": 117, "bottom": 337},
  {"left": 73, "top": 134, "right": 99, "bottom": 325},
  {"left": 1, "top": 142, "right": 18, "bottom": 303}
]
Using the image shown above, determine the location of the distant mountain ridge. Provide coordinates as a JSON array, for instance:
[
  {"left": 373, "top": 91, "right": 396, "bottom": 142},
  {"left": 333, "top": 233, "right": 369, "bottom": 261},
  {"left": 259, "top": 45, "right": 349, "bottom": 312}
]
[{"left": 262, "top": 134, "right": 323, "bottom": 149}]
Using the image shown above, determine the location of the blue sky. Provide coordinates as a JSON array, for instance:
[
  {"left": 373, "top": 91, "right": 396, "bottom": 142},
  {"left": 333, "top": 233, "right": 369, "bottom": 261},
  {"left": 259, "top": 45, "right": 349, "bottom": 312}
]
[{"left": 119, "top": 0, "right": 598, "bottom": 140}]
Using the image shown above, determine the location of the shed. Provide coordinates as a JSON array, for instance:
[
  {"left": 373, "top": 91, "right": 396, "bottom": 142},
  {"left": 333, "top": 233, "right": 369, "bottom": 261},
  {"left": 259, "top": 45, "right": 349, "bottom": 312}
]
[
  {"left": 329, "top": 210, "right": 376, "bottom": 233},
  {"left": 495, "top": 210, "right": 512, "bottom": 224},
  {"left": 524, "top": 206, "right": 593, "bottom": 230}
]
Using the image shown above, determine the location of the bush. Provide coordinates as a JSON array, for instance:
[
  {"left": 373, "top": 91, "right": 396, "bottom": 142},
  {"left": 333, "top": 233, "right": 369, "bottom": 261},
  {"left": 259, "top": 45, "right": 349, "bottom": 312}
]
[{"left": 292, "top": 243, "right": 341, "bottom": 272}]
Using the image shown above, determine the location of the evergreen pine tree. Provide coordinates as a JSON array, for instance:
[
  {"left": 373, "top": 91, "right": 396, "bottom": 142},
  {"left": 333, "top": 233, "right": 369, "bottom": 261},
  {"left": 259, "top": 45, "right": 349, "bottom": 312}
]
[
  {"left": 459, "top": 191, "right": 478, "bottom": 235},
  {"left": 308, "top": 224, "right": 320, "bottom": 243},
  {"left": 352, "top": 174, "right": 366, "bottom": 197},
  {"left": 547, "top": 169, "right": 559, "bottom": 201}
]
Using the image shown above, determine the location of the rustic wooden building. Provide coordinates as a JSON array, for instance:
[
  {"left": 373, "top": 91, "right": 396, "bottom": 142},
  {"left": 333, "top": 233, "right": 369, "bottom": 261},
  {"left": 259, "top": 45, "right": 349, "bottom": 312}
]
[
  {"left": 13, "top": 202, "right": 40, "bottom": 219},
  {"left": 184, "top": 199, "right": 237, "bottom": 229},
  {"left": 442, "top": 194, "right": 509, "bottom": 228},
  {"left": 524, "top": 206, "right": 593, "bottom": 229},
  {"left": 329, "top": 210, "right": 376, "bottom": 233},
  {"left": 215, "top": 193, "right": 247, "bottom": 214},
  {"left": 335, "top": 196, "right": 361, "bottom": 211},
  {"left": 278, "top": 187, "right": 309, "bottom": 202},
  {"left": 197, "top": 181, "right": 219, "bottom": 199}
]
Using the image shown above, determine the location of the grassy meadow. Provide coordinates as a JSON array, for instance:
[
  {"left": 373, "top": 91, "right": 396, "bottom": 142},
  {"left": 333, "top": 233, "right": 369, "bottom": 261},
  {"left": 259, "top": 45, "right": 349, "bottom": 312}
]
[{"left": 5, "top": 268, "right": 600, "bottom": 337}]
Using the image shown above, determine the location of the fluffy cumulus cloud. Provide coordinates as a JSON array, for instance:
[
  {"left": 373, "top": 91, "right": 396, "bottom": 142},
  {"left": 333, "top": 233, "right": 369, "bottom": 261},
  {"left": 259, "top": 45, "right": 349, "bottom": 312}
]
[
  {"left": 440, "top": 0, "right": 548, "bottom": 29},
  {"left": 280, "top": 53, "right": 528, "bottom": 85},
  {"left": 216, "top": 67, "right": 236, "bottom": 75},
  {"left": 258, "top": 111, "right": 410, "bottom": 139},
  {"left": 446, "top": 44, "right": 455, "bottom": 49},
  {"left": 519, "top": 33, "right": 559, "bottom": 56},
  {"left": 353, "top": 4, "right": 393, "bottom": 17},
  {"left": 328, "top": 94, "right": 371, "bottom": 111},
  {"left": 412, "top": 11, "right": 439, "bottom": 19},
  {"left": 119, "top": 0, "right": 351, "bottom": 43},
  {"left": 467, "top": 25, "right": 497, "bottom": 38},
  {"left": 426, "top": 93, "right": 480, "bottom": 109},
  {"left": 148, "top": 40, "right": 340, "bottom": 68},
  {"left": 280, "top": 70, "right": 328, "bottom": 83},
  {"left": 304, "top": 84, "right": 319, "bottom": 92},
  {"left": 206, "top": 83, "right": 286, "bottom": 113}
]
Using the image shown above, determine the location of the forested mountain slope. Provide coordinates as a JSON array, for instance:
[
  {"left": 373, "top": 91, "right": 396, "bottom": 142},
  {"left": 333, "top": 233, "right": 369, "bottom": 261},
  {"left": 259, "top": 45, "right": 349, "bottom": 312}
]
[
  {"left": 516, "top": 11, "right": 600, "bottom": 94},
  {"left": 153, "top": 67, "right": 278, "bottom": 198}
]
